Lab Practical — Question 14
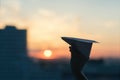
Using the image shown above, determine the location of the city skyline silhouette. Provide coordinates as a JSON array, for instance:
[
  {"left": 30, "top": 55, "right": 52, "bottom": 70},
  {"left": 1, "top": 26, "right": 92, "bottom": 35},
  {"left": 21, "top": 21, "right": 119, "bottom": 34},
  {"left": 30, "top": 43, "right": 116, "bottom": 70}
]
[{"left": 0, "top": 0, "right": 120, "bottom": 80}]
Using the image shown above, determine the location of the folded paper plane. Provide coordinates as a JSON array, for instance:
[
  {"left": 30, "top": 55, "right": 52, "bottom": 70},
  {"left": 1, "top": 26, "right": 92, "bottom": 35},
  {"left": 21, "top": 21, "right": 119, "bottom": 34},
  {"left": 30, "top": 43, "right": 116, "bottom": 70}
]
[
  {"left": 61, "top": 37, "right": 98, "bottom": 80},
  {"left": 61, "top": 37, "right": 98, "bottom": 58}
]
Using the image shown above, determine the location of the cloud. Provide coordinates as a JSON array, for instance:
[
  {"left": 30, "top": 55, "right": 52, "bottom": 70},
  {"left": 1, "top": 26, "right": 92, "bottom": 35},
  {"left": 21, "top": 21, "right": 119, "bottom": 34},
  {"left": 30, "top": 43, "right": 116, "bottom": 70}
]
[
  {"left": 104, "top": 21, "right": 119, "bottom": 28},
  {"left": 1, "top": 0, "right": 20, "bottom": 13},
  {"left": 0, "top": 0, "right": 21, "bottom": 25}
]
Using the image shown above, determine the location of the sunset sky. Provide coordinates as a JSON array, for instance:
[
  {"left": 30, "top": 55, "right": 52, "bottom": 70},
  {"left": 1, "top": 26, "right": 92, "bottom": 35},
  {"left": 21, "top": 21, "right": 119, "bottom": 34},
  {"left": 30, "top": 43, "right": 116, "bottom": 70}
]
[{"left": 0, "top": 0, "right": 120, "bottom": 59}]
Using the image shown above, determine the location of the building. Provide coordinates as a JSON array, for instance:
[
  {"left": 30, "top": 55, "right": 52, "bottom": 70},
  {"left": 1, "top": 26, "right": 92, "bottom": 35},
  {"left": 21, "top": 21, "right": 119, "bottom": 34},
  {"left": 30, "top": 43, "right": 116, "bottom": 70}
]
[{"left": 0, "top": 25, "right": 27, "bottom": 56}]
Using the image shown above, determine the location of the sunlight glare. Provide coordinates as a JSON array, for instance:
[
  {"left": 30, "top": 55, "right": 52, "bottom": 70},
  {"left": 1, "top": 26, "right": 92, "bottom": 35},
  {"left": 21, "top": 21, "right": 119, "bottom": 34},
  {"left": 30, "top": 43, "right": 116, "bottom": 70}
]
[{"left": 43, "top": 50, "right": 52, "bottom": 57}]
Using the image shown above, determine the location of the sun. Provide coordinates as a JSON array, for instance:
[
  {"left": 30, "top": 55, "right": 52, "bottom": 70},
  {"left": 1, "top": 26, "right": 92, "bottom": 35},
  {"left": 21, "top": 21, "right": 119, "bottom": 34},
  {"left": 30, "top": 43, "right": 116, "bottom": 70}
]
[{"left": 43, "top": 50, "right": 52, "bottom": 57}]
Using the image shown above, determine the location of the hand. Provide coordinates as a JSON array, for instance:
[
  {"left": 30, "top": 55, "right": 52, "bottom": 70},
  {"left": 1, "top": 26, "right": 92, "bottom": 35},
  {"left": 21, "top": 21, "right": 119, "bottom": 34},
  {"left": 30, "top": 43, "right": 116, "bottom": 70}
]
[
  {"left": 69, "top": 46, "right": 87, "bottom": 70},
  {"left": 69, "top": 46, "right": 88, "bottom": 80}
]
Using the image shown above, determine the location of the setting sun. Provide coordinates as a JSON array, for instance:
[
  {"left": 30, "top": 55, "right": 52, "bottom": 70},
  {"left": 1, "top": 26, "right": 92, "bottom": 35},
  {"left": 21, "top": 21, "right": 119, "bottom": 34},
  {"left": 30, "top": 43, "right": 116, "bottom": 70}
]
[{"left": 43, "top": 50, "right": 52, "bottom": 57}]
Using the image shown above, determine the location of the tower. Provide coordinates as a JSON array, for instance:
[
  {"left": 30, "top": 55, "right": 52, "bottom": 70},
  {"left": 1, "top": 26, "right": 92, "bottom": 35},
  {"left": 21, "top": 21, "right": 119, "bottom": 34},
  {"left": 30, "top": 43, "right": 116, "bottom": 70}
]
[
  {"left": 0, "top": 25, "right": 28, "bottom": 80},
  {"left": 0, "top": 25, "right": 27, "bottom": 56}
]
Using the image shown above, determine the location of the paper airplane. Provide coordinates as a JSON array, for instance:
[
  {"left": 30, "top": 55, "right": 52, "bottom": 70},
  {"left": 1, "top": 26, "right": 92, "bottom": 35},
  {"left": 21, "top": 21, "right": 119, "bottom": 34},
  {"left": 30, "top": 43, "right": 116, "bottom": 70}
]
[
  {"left": 61, "top": 37, "right": 98, "bottom": 58},
  {"left": 61, "top": 37, "right": 98, "bottom": 80}
]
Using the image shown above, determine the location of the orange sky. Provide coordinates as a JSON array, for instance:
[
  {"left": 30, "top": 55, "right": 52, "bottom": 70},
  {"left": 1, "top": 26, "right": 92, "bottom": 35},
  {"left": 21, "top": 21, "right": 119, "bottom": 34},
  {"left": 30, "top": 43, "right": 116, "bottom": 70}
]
[{"left": 0, "top": 0, "right": 120, "bottom": 59}]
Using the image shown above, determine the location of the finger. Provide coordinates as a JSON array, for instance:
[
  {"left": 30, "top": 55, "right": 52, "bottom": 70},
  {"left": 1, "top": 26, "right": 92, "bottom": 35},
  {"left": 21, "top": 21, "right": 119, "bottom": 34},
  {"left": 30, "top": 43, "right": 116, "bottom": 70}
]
[{"left": 69, "top": 46, "right": 72, "bottom": 52}]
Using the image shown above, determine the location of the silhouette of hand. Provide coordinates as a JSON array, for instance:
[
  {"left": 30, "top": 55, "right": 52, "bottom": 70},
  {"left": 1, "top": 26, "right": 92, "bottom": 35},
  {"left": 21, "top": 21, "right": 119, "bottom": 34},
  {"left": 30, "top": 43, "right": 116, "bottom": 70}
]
[
  {"left": 69, "top": 46, "right": 88, "bottom": 80},
  {"left": 69, "top": 46, "right": 87, "bottom": 70}
]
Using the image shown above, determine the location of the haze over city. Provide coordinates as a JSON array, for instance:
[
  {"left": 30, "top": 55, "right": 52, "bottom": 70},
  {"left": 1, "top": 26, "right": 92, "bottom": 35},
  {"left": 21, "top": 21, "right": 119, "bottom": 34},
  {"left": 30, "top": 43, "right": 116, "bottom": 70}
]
[{"left": 0, "top": 0, "right": 120, "bottom": 59}]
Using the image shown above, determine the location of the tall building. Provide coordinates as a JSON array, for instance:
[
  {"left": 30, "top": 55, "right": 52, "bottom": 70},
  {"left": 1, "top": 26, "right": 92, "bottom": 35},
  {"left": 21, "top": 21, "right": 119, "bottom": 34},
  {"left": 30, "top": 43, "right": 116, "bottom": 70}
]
[
  {"left": 0, "top": 25, "right": 29, "bottom": 80},
  {"left": 0, "top": 25, "right": 61, "bottom": 80},
  {"left": 0, "top": 25, "right": 27, "bottom": 55}
]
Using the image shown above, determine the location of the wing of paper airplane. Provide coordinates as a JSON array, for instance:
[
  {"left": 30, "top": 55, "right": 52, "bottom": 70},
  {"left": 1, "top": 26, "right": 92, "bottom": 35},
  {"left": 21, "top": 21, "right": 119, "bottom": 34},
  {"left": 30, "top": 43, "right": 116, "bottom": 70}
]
[{"left": 61, "top": 37, "right": 98, "bottom": 58}]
